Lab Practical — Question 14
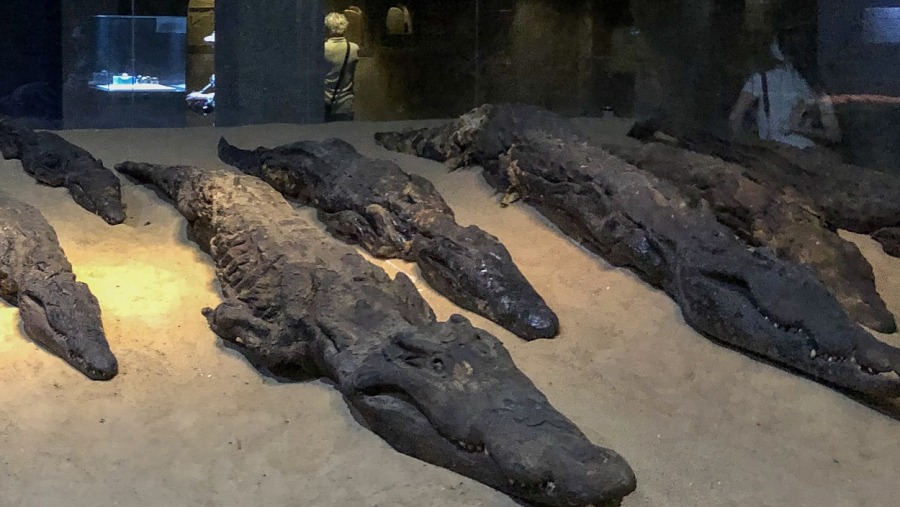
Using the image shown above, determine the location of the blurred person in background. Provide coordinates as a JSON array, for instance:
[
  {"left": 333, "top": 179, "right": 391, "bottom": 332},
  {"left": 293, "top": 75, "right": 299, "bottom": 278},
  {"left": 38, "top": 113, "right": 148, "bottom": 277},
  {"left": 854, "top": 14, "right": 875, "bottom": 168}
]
[{"left": 729, "top": 36, "right": 841, "bottom": 149}]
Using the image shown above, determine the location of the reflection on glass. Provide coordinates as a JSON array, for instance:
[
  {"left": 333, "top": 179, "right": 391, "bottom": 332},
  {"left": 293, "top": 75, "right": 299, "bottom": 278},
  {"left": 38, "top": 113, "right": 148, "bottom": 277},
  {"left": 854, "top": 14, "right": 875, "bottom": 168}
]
[
  {"left": 186, "top": 31, "right": 215, "bottom": 115},
  {"left": 864, "top": 7, "right": 900, "bottom": 44},
  {"left": 91, "top": 15, "right": 186, "bottom": 94},
  {"left": 65, "top": 14, "right": 187, "bottom": 129},
  {"left": 730, "top": 38, "right": 841, "bottom": 149}
]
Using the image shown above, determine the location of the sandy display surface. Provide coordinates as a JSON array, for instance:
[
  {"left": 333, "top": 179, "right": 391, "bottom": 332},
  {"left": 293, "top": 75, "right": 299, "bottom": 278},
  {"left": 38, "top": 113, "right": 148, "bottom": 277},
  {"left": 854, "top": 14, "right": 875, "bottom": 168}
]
[{"left": 0, "top": 118, "right": 898, "bottom": 506}]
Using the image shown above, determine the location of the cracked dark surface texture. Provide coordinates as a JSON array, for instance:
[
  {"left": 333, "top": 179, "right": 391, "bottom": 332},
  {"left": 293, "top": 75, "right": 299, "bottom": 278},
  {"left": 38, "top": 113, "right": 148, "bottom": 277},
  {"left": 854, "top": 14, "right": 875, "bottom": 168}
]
[
  {"left": 0, "top": 120, "right": 125, "bottom": 225},
  {"left": 872, "top": 226, "right": 900, "bottom": 257},
  {"left": 606, "top": 141, "right": 895, "bottom": 333},
  {"left": 0, "top": 192, "right": 118, "bottom": 380},
  {"left": 114, "top": 160, "right": 636, "bottom": 507},
  {"left": 217, "top": 136, "right": 558, "bottom": 341},
  {"left": 873, "top": 227, "right": 900, "bottom": 257},
  {"left": 374, "top": 103, "right": 900, "bottom": 413},
  {"left": 627, "top": 118, "right": 900, "bottom": 257}
]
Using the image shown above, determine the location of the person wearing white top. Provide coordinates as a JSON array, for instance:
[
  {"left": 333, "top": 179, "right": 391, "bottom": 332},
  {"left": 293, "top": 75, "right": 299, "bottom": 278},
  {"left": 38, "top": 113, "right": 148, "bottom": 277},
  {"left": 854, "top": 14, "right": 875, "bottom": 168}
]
[{"left": 729, "top": 38, "right": 841, "bottom": 149}]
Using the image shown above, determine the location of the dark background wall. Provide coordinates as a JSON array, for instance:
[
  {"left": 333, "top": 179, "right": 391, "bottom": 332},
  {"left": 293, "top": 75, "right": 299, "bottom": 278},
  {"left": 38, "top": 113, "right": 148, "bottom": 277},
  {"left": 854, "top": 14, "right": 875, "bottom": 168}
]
[
  {"left": 120, "top": 0, "right": 187, "bottom": 15},
  {"left": 349, "top": 0, "right": 597, "bottom": 120},
  {"left": 819, "top": 0, "right": 900, "bottom": 96},
  {"left": 349, "top": 0, "right": 757, "bottom": 126},
  {"left": 628, "top": 0, "right": 756, "bottom": 132},
  {"left": 0, "top": 0, "right": 63, "bottom": 126},
  {"left": 349, "top": 0, "right": 481, "bottom": 120},
  {"left": 480, "top": 0, "right": 595, "bottom": 115},
  {"left": 819, "top": 0, "right": 900, "bottom": 172},
  {"left": 215, "top": 0, "right": 324, "bottom": 126}
]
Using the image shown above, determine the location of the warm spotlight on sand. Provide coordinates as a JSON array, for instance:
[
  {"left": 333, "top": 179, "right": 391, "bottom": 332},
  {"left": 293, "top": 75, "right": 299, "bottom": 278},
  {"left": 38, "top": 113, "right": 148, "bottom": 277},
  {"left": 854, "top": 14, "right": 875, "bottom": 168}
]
[
  {"left": 73, "top": 261, "right": 211, "bottom": 322},
  {"left": 0, "top": 306, "right": 25, "bottom": 353}
]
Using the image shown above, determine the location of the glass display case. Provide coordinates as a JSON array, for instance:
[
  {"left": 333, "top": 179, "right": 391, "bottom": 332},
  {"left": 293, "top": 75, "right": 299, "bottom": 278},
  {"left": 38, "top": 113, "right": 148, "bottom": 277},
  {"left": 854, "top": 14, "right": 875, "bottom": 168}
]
[
  {"left": 90, "top": 15, "right": 186, "bottom": 94},
  {"left": 64, "top": 14, "right": 187, "bottom": 128}
]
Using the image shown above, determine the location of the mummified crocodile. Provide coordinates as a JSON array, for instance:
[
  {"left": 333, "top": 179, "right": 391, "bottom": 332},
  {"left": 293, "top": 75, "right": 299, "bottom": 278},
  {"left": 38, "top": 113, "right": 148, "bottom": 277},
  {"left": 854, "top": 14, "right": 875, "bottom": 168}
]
[
  {"left": 605, "top": 140, "right": 895, "bottom": 333},
  {"left": 217, "top": 136, "right": 558, "bottom": 341},
  {"left": 0, "top": 119, "right": 125, "bottom": 225},
  {"left": 0, "top": 191, "right": 118, "bottom": 380},
  {"left": 114, "top": 160, "right": 636, "bottom": 507},
  {"left": 627, "top": 118, "right": 900, "bottom": 258},
  {"left": 374, "top": 103, "right": 900, "bottom": 413},
  {"left": 873, "top": 227, "right": 900, "bottom": 258}
]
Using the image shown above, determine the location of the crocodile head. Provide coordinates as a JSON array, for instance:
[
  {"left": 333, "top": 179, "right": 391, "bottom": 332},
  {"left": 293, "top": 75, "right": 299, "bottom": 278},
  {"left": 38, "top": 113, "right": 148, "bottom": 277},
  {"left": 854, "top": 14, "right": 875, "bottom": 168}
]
[
  {"left": 415, "top": 225, "right": 560, "bottom": 340},
  {"left": 65, "top": 159, "right": 126, "bottom": 225},
  {"left": 347, "top": 315, "right": 636, "bottom": 506},
  {"left": 18, "top": 274, "right": 118, "bottom": 380},
  {"left": 16, "top": 132, "right": 126, "bottom": 225},
  {"left": 204, "top": 291, "right": 633, "bottom": 506},
  {"left": 678, "top": 248, "right": 900, "bottom": 405}
]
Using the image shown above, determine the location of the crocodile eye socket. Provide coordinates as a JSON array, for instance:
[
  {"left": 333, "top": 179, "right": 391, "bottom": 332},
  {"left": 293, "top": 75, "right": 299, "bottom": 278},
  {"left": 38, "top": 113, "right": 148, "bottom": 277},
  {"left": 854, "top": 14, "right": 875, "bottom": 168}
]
[{"left": 432, "top": 358, "right": 444, "bottom": 371}]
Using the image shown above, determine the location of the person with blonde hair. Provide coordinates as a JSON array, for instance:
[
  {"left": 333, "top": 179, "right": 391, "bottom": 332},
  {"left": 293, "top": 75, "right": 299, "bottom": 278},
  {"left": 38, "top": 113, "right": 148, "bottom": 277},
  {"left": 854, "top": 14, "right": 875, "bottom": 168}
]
[{"left": 324, "top": 12, "right": 360, "bottom": 122}]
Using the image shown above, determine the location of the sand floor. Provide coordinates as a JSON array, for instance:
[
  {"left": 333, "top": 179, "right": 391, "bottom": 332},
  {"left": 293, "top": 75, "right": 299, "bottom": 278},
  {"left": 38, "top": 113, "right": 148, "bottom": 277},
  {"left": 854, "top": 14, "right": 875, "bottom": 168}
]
[{"left": 0, "top": 118, "right": 898, "bottom": 507}]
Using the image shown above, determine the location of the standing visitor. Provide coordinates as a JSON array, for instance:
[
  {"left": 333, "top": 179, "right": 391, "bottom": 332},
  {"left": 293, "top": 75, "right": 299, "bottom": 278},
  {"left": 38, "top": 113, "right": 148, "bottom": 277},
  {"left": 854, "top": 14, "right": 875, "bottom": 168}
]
[
  {"left": 729, "top": 37, "right": 841, "bottom": 149},
  {"left": 324, "top": 12, "right": 360, "bottom": 122}
]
